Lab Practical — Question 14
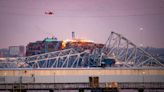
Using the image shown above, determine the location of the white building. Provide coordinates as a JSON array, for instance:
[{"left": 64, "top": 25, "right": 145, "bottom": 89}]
[{"left": 9, "top": 46, "right": 25, "bottom": 57}]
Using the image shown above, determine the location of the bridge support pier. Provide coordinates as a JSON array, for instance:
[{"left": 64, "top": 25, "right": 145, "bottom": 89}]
[
  {"left": 90, "top": 88, "right": 119, "bottom": 92},
  {"left": 49, "top": 89, "right": 53, "bottom": 92},
  {"left": 10, "top": 89, "right": 26, "bottom": 92},
  {"left": 79, "top": 88, "right": 84, "bottom": 92},
  {"left": 103, "top": 88, "right": 119, "bottom": 92},
  {"left": 138, "top": 88, "right": 144, "bottom": 92},
  {"left": 91, "top": 88, "right": 103, "bottom": 92}
]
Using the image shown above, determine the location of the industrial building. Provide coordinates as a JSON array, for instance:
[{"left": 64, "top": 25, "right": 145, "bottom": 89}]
[
  {"left": 0, "top": 46, "right": 25, "bottom": 58},
  {"left": 0, "top": 49, "right": 9, "bottom": 58},
  {"left": 9, "top": 46, "right": 25, "bottom": 57}
]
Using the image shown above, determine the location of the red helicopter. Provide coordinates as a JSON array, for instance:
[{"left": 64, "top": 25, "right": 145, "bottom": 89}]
[{"left": 45, "top": 11, "right": 54, "bottom": 15}]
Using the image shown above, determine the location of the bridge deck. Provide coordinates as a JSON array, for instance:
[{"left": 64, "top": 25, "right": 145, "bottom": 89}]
[
  {"left": 0, "top": 68, "right": 164, "bottom": 76},
  {"left": 0, "top": 68, "right": 164, "bottom": 90}
]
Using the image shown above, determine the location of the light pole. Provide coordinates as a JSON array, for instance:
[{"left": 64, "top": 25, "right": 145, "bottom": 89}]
[
  {"left": 4, "top": 72, "right": 6, "bottom": 83},
  {"left": 54, "top": 72, "right": 55, "bottom": 83},
  {"left": 54, "top": 72, "right": 55, "bottom": 89},
  {"left": 139, "top": 27, "right": 143, "bottom": 47},
  {"left": 31, "top": 74, "right": 35, "bottom": 83},
  {"left": 142, "top": 71, "right": 145, "bottom": 88}
]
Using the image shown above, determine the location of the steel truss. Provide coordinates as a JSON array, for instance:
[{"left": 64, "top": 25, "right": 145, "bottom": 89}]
[
  {"left": 102, "top": 32, "right": 164, "bottom": 68},
  {"left": 16, "top": 48, "right": 92, "bottom": 68}
]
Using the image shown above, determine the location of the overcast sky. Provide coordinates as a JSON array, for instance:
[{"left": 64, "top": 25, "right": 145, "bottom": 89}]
[{"left": 0, "top": 0, "right": 164, "bottom": 48}]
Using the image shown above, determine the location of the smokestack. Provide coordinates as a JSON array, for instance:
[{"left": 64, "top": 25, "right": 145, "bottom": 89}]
[{"left": 72, "top": 31, "right": 75, "bottom": 39}]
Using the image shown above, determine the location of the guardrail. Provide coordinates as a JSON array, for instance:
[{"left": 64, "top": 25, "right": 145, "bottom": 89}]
[{"left": 0, "top": 83, "right": 164, "bottom": 90}]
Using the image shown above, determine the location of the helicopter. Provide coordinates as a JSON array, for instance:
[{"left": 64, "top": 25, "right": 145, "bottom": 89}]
[{"left": 45, "top": 11, "right": 54, "bottom": 15}]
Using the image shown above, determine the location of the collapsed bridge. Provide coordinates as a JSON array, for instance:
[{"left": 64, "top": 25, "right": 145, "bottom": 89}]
[{"left": 0, "top": 32, "right": 163, "bottom": 68}]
